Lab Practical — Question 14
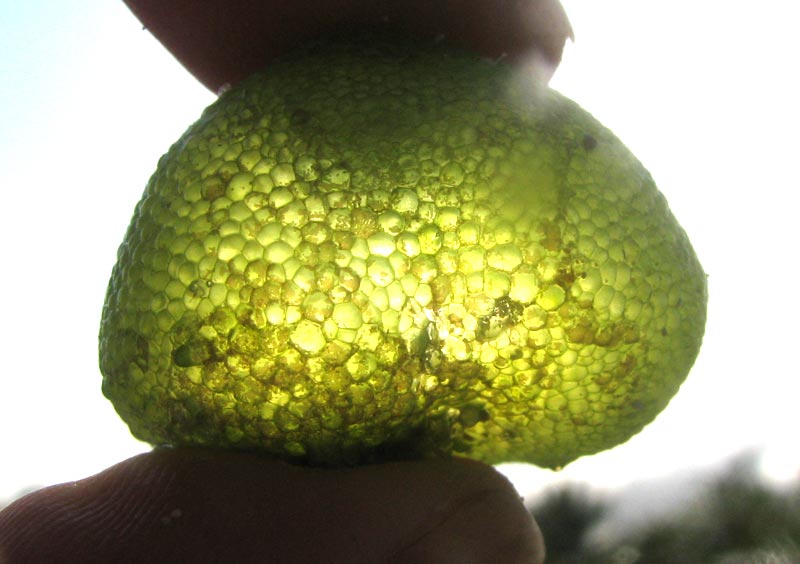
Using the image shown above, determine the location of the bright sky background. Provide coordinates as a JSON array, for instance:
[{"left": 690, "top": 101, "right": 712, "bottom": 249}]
[{"left": 1, "top": 1, "right": 798, "bottom": 503}]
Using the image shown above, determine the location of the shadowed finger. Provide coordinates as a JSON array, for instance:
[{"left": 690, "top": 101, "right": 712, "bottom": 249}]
[
  {"left": 0, "top": 448, "right": 544, "bottom": 564},
  {"left": 124, "top": 0, "right": 572, "bottom": 92}
]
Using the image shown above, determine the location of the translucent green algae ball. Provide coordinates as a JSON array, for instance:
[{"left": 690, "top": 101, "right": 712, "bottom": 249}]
[{"left": 99, "top": 38, "right": 706, "bottom": 470}]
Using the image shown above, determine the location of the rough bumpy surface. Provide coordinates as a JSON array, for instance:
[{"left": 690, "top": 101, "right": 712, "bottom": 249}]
[{"left": 100, "top": 38, "right": 706, "bottom": 469}]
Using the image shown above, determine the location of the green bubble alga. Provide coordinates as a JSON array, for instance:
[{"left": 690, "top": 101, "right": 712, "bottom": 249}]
[{"left": 100, "top": 37, "right": 707, "bottom": 469}]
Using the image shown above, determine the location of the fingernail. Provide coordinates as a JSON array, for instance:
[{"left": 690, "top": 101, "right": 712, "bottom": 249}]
[{"left": 390, "top": 487, "right": 544, "bottom": 564}]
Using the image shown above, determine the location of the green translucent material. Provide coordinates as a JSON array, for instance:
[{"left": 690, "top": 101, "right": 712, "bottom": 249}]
[{"left": 99, "top": 37, "right": 706, "bottom": 469}]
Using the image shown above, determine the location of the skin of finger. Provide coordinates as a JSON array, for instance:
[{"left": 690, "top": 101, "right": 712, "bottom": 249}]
[
  {"left": 0, "top": 448, "right": 543, "bottom": 564},
  {"left": 123, "top": 0, "right": 572, "bottom": 92}
]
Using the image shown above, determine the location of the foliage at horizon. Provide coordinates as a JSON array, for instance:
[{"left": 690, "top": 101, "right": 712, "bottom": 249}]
[{"left": 530, "top": 454, "right": 800, "bottom": 564}]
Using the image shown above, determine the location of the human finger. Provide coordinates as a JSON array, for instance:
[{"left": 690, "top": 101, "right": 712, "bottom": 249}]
[
  {"left": 0, "top": 447, "right": 544, "bottom": 564},
  {"left": 124, "top": 0, "right": 572, "bottom": 92}
]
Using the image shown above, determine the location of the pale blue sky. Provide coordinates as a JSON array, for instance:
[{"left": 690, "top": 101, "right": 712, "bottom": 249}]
[{"left": 2, "top": 1, "right": 798, "bottom": 502}]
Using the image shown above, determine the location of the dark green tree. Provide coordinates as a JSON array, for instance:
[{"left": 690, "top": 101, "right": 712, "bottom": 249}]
[{"left": 528, "top": 453, "right": 800, "bottom": 564}]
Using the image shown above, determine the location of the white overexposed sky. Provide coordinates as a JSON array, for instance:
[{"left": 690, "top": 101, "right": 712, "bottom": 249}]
[{"left": 1, "top": 1, "right": 798, "bottom": 503}]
